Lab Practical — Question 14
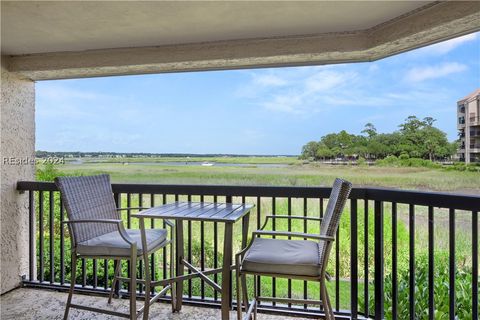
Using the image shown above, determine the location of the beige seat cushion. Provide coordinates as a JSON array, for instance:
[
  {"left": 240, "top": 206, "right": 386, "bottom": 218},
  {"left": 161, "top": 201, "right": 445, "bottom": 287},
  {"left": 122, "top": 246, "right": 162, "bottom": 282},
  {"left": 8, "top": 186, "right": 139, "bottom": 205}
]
[
  {"left": 242, "top": 237, "right": 320, "bottom": 277},
  {"left": 77, "top": 228, "right": 168, "bottom": 257}
]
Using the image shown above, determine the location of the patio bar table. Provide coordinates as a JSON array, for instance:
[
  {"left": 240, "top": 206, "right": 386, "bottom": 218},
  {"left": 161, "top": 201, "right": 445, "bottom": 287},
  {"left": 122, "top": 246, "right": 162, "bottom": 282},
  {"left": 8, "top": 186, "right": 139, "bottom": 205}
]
[{"left": 133, "top": 201, "right": 253, "bottom": 320}]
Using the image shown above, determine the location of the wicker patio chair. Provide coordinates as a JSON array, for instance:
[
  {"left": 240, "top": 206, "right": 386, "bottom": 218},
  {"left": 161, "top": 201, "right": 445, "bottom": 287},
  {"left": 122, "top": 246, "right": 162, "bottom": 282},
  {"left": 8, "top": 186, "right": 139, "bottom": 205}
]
[
  {"left": 235, "top": 178, "right": 352, "bottom": 320},
  {"left": 55, "top": 174, "right": 175, "bottom": 320}
]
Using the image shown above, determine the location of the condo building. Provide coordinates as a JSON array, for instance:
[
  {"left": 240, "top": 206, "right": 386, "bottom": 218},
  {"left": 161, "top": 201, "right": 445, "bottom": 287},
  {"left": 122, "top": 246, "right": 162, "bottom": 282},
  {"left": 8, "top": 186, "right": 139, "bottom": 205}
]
[{"left": 458, "top": 89, "right": 480, "bottom": 163}]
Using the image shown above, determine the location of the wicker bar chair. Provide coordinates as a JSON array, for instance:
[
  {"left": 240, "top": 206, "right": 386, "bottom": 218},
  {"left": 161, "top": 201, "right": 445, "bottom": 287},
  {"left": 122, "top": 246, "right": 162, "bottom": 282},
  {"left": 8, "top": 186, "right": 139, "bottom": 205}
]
[
  {"left": 55, "top": 174, "right": 175, "bottom": 320},
  {"left": 235, "top": 178, "right": 352, "bottom": 320}
]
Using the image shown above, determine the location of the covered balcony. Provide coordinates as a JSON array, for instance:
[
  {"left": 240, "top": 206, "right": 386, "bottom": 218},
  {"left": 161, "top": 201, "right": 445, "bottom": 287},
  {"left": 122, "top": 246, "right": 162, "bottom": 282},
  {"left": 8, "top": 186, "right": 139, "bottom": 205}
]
[
  {"left": 5, "top": 181, "right": 480, "bottom": 320},
  {"left": 1, "top": 2, "right": 480, "bottom": 319}
]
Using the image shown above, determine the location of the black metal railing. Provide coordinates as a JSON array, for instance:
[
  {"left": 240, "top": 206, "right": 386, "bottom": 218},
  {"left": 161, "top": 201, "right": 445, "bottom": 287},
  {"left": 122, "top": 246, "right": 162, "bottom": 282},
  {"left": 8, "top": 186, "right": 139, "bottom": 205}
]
[{"left": 17, "top": 181, "right": 479, "bottom": 319}]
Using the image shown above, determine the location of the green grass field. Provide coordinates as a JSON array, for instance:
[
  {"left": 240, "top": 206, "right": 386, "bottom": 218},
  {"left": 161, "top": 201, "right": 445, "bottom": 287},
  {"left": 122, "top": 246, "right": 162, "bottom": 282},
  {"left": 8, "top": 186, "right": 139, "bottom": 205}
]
[{"left": 57, "top": 157, "right": 480, "bottom": 193}]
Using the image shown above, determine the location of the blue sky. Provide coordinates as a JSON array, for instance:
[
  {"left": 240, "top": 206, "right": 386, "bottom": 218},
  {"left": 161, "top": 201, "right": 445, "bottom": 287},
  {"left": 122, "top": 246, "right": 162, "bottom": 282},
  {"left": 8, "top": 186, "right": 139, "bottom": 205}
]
[{"left": 36, "top": 32, "right": 480, "bottom": 155}]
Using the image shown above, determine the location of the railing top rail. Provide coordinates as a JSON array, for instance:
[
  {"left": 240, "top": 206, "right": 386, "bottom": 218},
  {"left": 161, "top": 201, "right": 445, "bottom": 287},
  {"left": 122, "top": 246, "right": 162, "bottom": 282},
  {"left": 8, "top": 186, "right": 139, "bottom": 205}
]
[
  {"left": 363, "top": 187, "right": 479, "bottom": 211},
  {"left": 17, "top": 181, "right": 480, "bottom": 211}
]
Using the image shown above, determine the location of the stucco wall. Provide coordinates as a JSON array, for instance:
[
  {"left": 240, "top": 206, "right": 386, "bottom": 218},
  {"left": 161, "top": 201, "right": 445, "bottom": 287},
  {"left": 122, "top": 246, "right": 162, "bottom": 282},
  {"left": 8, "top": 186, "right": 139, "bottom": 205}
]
[{"left": 1, "top": 58, "right": 35, "bottom": 293}]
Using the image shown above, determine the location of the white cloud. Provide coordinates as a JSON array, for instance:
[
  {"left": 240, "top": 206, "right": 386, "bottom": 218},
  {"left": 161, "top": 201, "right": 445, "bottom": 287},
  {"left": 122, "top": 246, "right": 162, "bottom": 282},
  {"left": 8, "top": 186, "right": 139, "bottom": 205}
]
[
  {"left": 261, "top": 93, "right": 303, "bottom": 113},
  {"left": 252, "top": 74, "right": 288, "bottom": 87},
  {"left": 420, "top": 33, "right": 478, "bottom": 55},
  {"left": 46, "top": 127, "right": 143, "bottom": 150},
  {"left": 404, "top": 62, "right": 467, "bottom": 82},
  {"left": 38, "top": 84, "right": 110, "bottom": 101},
  {"left": 249, "top": 68, "right": 358, "bottom": 114},
  {"left": 36, "top": 83, "right": 117, "bottom": 118},
  {"left": 305, "top": 70, "right": 355, "bottom": 93},
  {"left": 368, "top": 64, "right": 379, "bottom": 72},
  {"left": 237, "top": 54, "right": 472, "bottom": 116}
]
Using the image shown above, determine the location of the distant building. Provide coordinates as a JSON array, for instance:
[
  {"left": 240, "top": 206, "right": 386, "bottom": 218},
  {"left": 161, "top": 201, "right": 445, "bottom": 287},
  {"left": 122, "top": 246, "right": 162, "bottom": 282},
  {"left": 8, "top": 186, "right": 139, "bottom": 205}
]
[{"left": 457, "top": 89, "right": 480, "bottom": 163}]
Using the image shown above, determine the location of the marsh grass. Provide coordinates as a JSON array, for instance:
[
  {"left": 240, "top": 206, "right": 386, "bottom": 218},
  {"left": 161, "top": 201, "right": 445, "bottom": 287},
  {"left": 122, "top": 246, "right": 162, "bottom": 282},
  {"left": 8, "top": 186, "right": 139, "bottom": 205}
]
[{"left": 57, "top": 161, "right": 480, "bottom": 193}]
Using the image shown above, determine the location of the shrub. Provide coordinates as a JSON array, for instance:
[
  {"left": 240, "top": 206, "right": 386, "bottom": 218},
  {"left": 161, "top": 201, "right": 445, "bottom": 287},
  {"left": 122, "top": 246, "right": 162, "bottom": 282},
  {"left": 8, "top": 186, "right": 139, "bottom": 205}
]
[
  {"left": 360, "top": 253, "right": 474, "bottom": 319},
  {"left": 399, "top": 152, "right": 410, "bottom": 160},
  {"left": 445, "top": 163, "right": 480, "bottom": 173},
  {"left": 466, "top": 164, "right": 480, "bottom": 172},
  {"left": 376, "top": 155, "right": 399, "bottom": 166},
  {"left": 376, "top": 157, "right": 444, "bottom": 169},
  {"left": 36, "top": 163, "right": 63, "bottom": 181},
  {"left": 357, "top": 157, "right": 367, "bottom": 166}
]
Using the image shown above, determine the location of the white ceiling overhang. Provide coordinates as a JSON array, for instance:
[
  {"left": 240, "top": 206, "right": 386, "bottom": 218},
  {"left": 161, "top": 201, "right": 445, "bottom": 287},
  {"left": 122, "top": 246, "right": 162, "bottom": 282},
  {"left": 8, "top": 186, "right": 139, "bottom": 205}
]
[{"left": 1, "top": 1, "right": 479, "bottom": 80}]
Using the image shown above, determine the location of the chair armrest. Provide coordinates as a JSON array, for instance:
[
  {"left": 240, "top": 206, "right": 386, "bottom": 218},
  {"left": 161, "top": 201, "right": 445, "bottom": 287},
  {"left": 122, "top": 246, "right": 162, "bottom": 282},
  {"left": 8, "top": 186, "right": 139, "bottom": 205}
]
[
  {"left": 163, "top": 220, "right": 174, "bottom": 228},
  {"left": 252, "top": 230, "right": 334, "bottom": 242},
  {"left": 129, "top": 211, "right": 175, "bottom": 244},
  {"left": 63, "top": 219, "right": 123, "bottom": 225},
  {"left": 264, "top": 215, "right": 322, "bottom": 222},
  {"left": 63, "top": 219, "right": 136, "bottom": 246}
]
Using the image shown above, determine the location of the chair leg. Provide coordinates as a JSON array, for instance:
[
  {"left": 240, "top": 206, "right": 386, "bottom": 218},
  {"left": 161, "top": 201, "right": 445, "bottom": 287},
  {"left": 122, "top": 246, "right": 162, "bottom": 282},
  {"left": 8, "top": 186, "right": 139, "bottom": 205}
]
[
  {"left": 320, "top": 282, "right": 328, "bottom": 320},
  {"left": 63, "top": 254, "right": 77, "bottom": 320},
  {"left": 142, "top": 257, "right": 151, "bottom": 320},
  {"left": 236, "top": 269, "right": 242, "bottom": 320},
  {"left": 327, "top": 290, "right": 335, "bottom": 320},
  {"left": 253, "top": 276, "right": 258, "bottom": 320},
  {"left": 108, "top": 259, "right": 122, "bottom": 304},
  {"left": 130, "top": 247, "right": 137, "bottom": 319},
  {"left": 170, "top": 242, "right": 176, "bottom": 312},
  {"left": 241, "top": 273, "right": 249, "bottom": 316},
  {"left": 320, "top": 279, "right": 334, "bottom": 320}
]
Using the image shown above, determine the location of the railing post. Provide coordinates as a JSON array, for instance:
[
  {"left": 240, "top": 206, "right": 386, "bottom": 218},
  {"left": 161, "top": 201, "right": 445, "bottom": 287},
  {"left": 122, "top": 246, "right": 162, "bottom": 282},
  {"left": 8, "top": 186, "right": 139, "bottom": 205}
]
[
  {"left": 409, "top": 204, "right": 415, "bottom": 320},
  {"left": 364, "top": 200, "right": 369, "bottom": 318},
  {"left": 392, "top": 202, "right": 398, "bottom": 319},
  {"left": 374, "top": 200, "right": 384, "bottom": 319},
  {"left": 28, "top": 190, "right": 35, "bottom": 281},
  {"left": 350, "top": 199, "right": 358, "bottom": 319},
  {"left": 449, "top": 209, "right": 455, "bottom": 320},
  {"left": 225, "top": 194, "right": 232, "bottom": 309},
  {"left": 60, "top": 197, "right": 65, "bottom": 285},
  {"left": 114, "top": 193, "right": 121, "bottom": 297},
  {"left": 428, "top": 206, "right": 434, "bottom": 320},
  {"left": 473, "top": 210, "right": 478, "bottom": 320},
  {"left": 39, "top": 191, "right": 45, "bottom": 282}
]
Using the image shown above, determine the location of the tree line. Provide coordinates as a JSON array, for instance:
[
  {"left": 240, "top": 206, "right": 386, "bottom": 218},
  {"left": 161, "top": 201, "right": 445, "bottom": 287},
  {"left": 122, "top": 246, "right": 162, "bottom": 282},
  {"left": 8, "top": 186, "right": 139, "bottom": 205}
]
[{"left": 300, "top": 116, "right": 458, "bottom": 161}]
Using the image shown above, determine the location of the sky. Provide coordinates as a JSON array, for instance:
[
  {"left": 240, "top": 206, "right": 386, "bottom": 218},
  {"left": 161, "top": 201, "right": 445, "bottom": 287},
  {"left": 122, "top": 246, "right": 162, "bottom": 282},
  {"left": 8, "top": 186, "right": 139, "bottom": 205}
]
[{"left": 36, "top": 32, "right": 480, "bottom": 155}]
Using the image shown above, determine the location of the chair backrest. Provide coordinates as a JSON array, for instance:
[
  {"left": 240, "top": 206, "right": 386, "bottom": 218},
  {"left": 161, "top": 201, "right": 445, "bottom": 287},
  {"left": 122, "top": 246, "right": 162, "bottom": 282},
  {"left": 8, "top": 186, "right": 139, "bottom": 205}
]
[
  {"left": 318, "top": 178, "right": 352, "bottom": 269},
  {"left": 55, "top": 174, "right": 120, "bottom": 246}
]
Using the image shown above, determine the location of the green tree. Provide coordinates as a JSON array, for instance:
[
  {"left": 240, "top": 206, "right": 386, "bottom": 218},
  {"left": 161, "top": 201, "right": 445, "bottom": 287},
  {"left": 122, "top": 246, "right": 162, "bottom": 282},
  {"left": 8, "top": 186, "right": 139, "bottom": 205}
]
[
  {"left": 300, "top": 141, "right": 320, "bottom": 159},
  {"left": 315, "top": 143, "right": 334, "bottom": 160},
  {"left": 361, "top": 122, "right": 377, "bottom": 138},
  {"left": 299, "top": 116, "right": 456, "bottom": 162},
  {"left": 423, "top": 126, "right": 449, "bottom": 160},
  {"left": 397, "top": 116, "right": 451, "bottom": 159}
]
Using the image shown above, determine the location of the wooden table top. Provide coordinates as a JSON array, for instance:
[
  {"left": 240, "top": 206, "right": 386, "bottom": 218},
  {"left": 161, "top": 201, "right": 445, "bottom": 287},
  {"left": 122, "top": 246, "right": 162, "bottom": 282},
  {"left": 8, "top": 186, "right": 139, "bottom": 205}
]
[{"left": 132, "top": 201, "right": 254, "bottom": 223}]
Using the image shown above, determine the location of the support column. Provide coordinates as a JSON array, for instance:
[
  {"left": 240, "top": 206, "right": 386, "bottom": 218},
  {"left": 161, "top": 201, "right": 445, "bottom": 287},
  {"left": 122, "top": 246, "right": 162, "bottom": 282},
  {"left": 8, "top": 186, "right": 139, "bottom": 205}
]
[{"left": 1, "top": 57, "right": 35, "bottom": 294}]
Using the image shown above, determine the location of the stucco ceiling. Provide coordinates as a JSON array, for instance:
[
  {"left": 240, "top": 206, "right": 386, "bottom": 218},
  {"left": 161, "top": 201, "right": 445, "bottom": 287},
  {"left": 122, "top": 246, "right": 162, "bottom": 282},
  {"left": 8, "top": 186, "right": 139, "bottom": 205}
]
[
  {"left": 1, "top": 1, "right": 431, "bottom": 55},
  {"left": 2, "top": 1, "right": 479, "bottom": 80}
]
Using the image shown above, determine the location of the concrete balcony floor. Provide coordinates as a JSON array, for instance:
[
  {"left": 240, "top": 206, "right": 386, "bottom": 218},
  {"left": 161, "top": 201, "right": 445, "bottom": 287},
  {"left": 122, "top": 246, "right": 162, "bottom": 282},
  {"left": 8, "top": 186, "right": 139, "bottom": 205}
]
[{"left": 1, "top": 288, "right": 306, "bottom": 320}]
